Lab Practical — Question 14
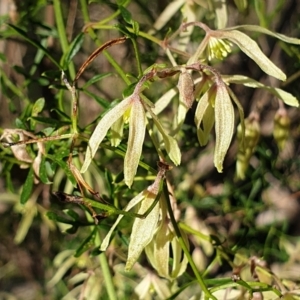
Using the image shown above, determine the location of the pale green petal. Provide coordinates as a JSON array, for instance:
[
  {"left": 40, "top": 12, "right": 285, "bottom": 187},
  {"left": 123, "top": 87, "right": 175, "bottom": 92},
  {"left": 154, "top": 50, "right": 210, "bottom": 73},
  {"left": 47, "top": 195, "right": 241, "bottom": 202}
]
[
  {"left": 110, "top": 116, "right": 124, "bottom": 147},
  {"left": 100, "top": 191, "right": 145, "bottom": 251},
  {"left": 216, "top": 30, "right": 286, "bottom": 81},
  {"left": 174, "top": 99, "right": 188, "bottom": 135},
  {"left": 125, "top": 193, "right": 160, "bottom": 271},
  {"left": 147, "top": 107, "right": 181, "bottom": 165},
  {"left": 214, "top": 81, "right": 234, "bottom": 172},
  {"left": 223, "top": 75, "right": 299, "bottom": 107},
  {"left": 213, "top": 0, "right": 227, "bottom": 29},
  {"left": 226, "top": 25, "right": 300, "bottom": 45},
  {"left": 195, "top": 89, "right": 215, "bottom": 146},
  {"left": 177, "top": 2, "right": 197, "bottom": 51},
  {"left": 152, "top": 0, "right": 185, "bottom": 31},
  {"left": 170, "top": 228, "right": 189, "bottom": 279},
  {"left": 81, "top": 97, "right": 132, "bottom": 173},
  {"left": 152, "top": 88, "right": 177, "bottom": 115},
  {"left": 145, "top": 221, "right": 170, "bottom": 278},
  {"left": 152, "top": 113, "right": 181, "bottom": 165},
  {"left": 124, "top": 99, "right": 146, "bottom": 188}
]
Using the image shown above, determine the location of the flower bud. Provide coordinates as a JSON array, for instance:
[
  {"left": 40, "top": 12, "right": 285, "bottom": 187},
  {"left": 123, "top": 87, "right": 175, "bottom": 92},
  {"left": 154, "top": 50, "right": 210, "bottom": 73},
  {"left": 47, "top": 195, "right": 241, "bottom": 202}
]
[
  {"left": 273, "top": 109, "right": 290, "bottom": 151},
  {"left": 236, "top": 114, "right": 260, "bottom": 180},
  {"left": 177, "top": 69, "right": 195, "bottom": 109}
]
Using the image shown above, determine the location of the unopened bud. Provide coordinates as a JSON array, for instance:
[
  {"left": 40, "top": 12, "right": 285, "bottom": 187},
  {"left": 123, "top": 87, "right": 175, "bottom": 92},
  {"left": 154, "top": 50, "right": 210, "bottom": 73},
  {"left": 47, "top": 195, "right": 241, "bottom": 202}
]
[
  {"left": 178, "top": 70, "right": 195, "bottom": 109},
  {"left": 236, "top": 114, "right": 260, "bottom": 180},
  {"left": 273, "top": 109, "right": 290, "bottom": 151}
]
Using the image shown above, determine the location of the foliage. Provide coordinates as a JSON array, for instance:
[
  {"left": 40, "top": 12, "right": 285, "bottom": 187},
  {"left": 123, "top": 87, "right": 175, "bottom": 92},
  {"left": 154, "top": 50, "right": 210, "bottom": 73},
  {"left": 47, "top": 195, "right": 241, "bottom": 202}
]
[{"left": 1, "top": 0, "right": 300, "bottom": 299}]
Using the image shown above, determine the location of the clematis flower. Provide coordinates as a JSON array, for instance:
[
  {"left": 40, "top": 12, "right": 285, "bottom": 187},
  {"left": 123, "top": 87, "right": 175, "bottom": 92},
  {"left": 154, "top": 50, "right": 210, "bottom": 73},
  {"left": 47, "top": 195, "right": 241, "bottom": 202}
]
[
  {"left": 100, "top": 162, "right": 170, "bottom": 272},
  {"left": 81, "top": 72, "right": 181, "bottom": 187},
  {"left": 80, "top": 94, "right": 146, "bottom": 188},
  {"left": 145, "top": 196, "right": 189, "bottom": 280}
]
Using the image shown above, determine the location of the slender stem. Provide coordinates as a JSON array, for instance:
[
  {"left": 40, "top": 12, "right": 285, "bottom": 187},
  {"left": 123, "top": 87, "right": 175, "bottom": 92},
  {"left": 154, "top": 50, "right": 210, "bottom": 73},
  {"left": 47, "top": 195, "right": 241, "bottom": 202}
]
[
  {"left": 163, "top": 183, "right": 217, "bottom": 300},
  {"left": 79, "top": 1, "right": 130, "bottom": 85},
  {"left": 95, "top": 230, "right": 118, "bottom": 300},
  {"left": 53, "top": 0, "right": 76, "bottom": 79},
  {"left": 130, "top": 37, "right": 143, "bottom": 78},
  {"left": 53, "top": 0, "right": 77, "bottom": 115}
]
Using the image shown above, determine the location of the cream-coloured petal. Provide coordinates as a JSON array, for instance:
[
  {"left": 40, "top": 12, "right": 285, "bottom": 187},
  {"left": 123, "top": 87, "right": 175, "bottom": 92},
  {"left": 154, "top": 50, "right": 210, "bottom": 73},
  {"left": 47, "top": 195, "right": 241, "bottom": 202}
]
[
  {"left": 224, "top": 74, "right": 299, "bottom": 107},
  {"left": 195, "top": 88, "right": 215, "bottom": 146},
  {"left": 214, "top": 80, "right": 234, "bottom": 172},
  {"left": 216, "top": 30, "right": 286, "bottom": 81},
  {"left": 125, "top": 192, "right": 160, "bottom": 271},
  {"left": 145, "top": 221, "right": 170, "bottom": 279},
  {"left": 147, "top": 108, "right": 181, "bottom": 165},
  {"left": 100, "top": 190, "right": 145, "bottom": 251},
  {"left": 124, "top": 98, "right": 146, "bottom": 188},
  {"left": 110, "top": 116, "right": 124, "bottom": 147},
  {"left": 81, "top": 97, "right": 132, "bottom": 173}
]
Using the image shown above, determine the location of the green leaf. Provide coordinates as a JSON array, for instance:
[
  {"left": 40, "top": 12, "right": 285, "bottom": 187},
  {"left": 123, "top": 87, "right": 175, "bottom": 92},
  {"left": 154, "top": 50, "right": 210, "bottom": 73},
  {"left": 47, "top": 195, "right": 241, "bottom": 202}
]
[
  {"left": 75, "top": 227, "right": 97, "bottom": 257},
  {"left": 82, "top": 73, "right": 113, "bottom": 89},
  {"left": 7, "top": 24, "right": 61, "bottom": 70},
  {"left": 83, "top": 90, "right": 110, "bottom": 108},
  {"left": 47, "top": 154, "right": 77, "bottom": 186},
  {"left": 64, "top": 209, "right": 80, "bottom": 221},
  {"left": 15, "top": 118, "right": 27, "bottom": 129},
  {"left": 46, "top": 211, "right": 74, "bottom": 224},
  {"left": 119, "top": 6, "right": 132, "bottom": 24},
  {"left": 21, "top": 167, "right": 34, "bottom": 204},
  {"left": 39, "top": 156, "right": 51, "bottom": 184},
  {"left": 64, "top": 32, "right": 84, "bottom": 68},
  {"left": 132, "top": 20, "right": 139, "bottom": 36},
  {"left": 31, "top": 98, "right": 45, "bottom": 129},
  {"left": 28, "top": 116, "right": 70, "bottom": 126}
]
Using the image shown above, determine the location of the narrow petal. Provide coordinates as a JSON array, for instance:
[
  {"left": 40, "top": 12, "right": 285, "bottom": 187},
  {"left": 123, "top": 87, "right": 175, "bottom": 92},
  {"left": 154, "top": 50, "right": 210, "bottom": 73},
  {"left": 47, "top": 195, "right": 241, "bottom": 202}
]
[
  {"left": 110, "top": 116, "right": 124, "bottom": 147},
  {"left": 100, "top": 191, "right": 145, "bottom": 251},
  {"left": 214, "top": 80, "right": 234, "bottom": 172},
  {"left": 223, "top": 75, "right": 299, "bottom": 107},
  {"left": 81, "top": 97, "right": 132, "bottom": 173},
  {"left": 124, "top": 98, "right": 146, "bottom": 188},
  {"left": 147, "top": 108, "right": 181, "bottom": 165},
  {"left": 125, "top": 192, "right": 160, "bottom": 271},
  {"left": 194, "top": 88, "right": 215, "bottom": 146},
  {"left": 216, "top": 30, "right": 286, "bottom": 81}
]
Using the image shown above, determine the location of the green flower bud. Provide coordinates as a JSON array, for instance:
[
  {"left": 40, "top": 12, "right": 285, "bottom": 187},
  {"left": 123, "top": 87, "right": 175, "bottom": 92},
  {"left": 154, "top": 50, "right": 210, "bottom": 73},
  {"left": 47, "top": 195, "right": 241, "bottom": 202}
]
[
  {"left": 236, "top": 114, "right": 260, "bottom": 180},
  {"left": 273, "top": 109, "right": 290, "bottom": 151}
]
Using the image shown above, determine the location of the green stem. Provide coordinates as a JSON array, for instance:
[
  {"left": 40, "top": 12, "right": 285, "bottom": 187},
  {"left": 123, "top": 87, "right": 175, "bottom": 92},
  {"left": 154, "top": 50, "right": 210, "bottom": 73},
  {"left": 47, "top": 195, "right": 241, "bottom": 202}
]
[
  {"left": 79, "top": 0, "right": 130, "bottom": 85},
  {"left": 53, "top": 0, "right": 77, "bottom": 116},
  {"left": 163, "top": 184, "right": 217, "bottom": 300},
  {"left": 95, "top": 230, "right": 118, "bottom": 300},
  {"left": 53, "top": 0, "right": 76, "bottom": 79},
  {"left": 130, "top": 37, "right": 143, "bottom": 78}
]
